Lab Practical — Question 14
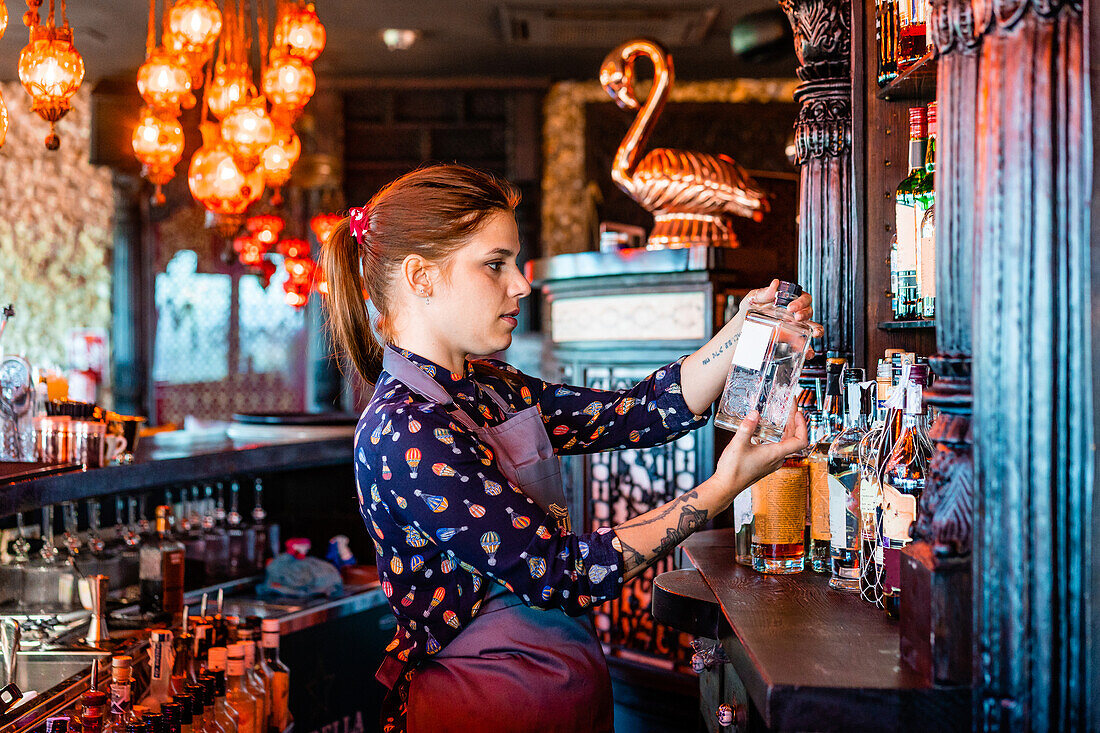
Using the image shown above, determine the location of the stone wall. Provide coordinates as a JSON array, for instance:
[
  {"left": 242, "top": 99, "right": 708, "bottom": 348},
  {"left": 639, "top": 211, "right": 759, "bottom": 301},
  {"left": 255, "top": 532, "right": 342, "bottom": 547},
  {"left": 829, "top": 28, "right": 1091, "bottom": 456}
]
[{"left": 0, "top": 83, "right": 114, "bottom": 369}]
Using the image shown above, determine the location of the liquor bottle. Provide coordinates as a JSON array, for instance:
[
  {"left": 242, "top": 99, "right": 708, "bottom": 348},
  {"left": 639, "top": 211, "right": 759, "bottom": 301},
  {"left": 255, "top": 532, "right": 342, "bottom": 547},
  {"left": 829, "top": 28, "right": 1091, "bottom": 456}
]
[
  {"left": 918, "top": 101, "right": 937, "bottom": 319},
  {"left": 201, "top": 485, "right": 230, "bottom": 583},
  {"left": 140, "top": 506, "right": 185, "bottom": 624},
  {"left": 880, "top": 365, "right": 932, "bottom": 617},
  {"left": 198, "top": 675, "right": 227, "bottom": 733},
  {"left": 181, "top": 487, "right": 207, "bottom": 589},
  {"left": 893, "top": 107, "right": 928, "bottom": 320},
  {"left": 173, "top": 694, "right": 195, "bottom": 733},
  {"left": 192, "top": 624, "right": 214, "bottom": 681},
  {"left": 876, "top": 0, "right": 900, "bottom": 85},
  {"left": 139, "top": 630, "right": 175, "bottom": 712},
  {"left": 828, "top": 373, "right": 870, "bottom": 592},
  {"left": 261, "top": 619, "right": 292, "bottom": 732},
  {"left": 226, "top": 482, "right": 249, "bottom": 580},
  {"left": 211, "top": 670, "right": 239, "bottom": 733},
  {"left": 106, "top": 655, "right": 136, "bottom": 732},
  {"left": 162, "top": 703, "right": 183, "bottom": 733},
  {"left": 715, "top": 281, "right": 814, "bottom": 443},
  {"left": 240, "top": 639, "right": 268, "bottom": 730},
  {"left": 78, "top": 661, "right": 109, "bottom": 733},
  {"left": 144, "top": 713, "right": 164, "bottom": 733},
  {"left": 248, "top": 618, "right": 275, "bottom": 731},
  {"left": 171, "top": 611, "right": 195, "bottom": 695},
  {"left": 750, "top": 457, "right": 808, "bottom": 574},
  {"left": 897, "top": 0, "right": 929, "bottom": 70},
  {"left": 247, "top": 479, "right": 270, "bottom": 574},
  {"left": 183, "top": 685, "right": 208, "bottom": 733},
  {"left": 225, "top": 645, "right": 258, "bottom": 733}
]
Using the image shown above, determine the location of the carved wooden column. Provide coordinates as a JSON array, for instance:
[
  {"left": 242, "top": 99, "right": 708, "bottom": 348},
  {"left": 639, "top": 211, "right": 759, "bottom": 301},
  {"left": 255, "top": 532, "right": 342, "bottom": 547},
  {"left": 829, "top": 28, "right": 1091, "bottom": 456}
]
[
  {"left": 899, "top": 0, "right": 981, "bottom": 688},
  {"left": 966, "top": 1, "right": 1089, "bottom": 730},
  {"left": 779, "top": 0, "right": 859, "bottom": 360}
]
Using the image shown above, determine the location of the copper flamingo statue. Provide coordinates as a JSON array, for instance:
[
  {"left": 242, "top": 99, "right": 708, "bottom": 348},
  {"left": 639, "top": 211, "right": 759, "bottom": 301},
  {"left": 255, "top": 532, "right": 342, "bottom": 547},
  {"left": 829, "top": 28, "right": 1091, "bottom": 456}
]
[{"left": 600, "top": 39, "right": 769, "bottom": 249}]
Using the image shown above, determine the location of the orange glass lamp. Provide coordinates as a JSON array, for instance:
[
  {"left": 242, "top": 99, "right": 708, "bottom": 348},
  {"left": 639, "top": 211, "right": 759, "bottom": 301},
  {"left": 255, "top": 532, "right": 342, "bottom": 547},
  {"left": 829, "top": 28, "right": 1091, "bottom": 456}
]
[
  {"left": 132, "top": 108, "right": 185, "bottom": 204},
  {"left": 18, "top": 0, "right": 85, "bottom": 150},
  {"left": 220, "top": 96, "right": 274, "bottom": 173},
  {"left": 233, "top": 234, "right": 268, "bottom": 267},
  {"left": 309, "top": 212, "right": 341, "bottom": 245},
  {"left": 1, "top": 1, "right": 8, "bottom": 39},
  {"left": 277, "top": 237, "right": 310, "bottom": 260},
  {"left": 262, "top": 52, "right": 315, "bottom": 121},
  {"left": 188, "top": 122, "right": 264, "bottom": 234},
  {"left": 165, "top": 0, "right": 222, "bottom": 59},
  {"left": 137, "top": 48, "right": 193, "bottom": 114},
  {"left": 207, "top": 61, "right": 255, "bottom": 120},
  {"left": 275, "top": 2, "right": 325, "bottom": 63},
  {"left": 0, "top": 92, "right": 8, "bottom": 150},
  {"left": 246, "top": 213, "right": 284, "bottom": 248},
  {"left": 260, "top": 125, "right": 301, "bottom": 204}
]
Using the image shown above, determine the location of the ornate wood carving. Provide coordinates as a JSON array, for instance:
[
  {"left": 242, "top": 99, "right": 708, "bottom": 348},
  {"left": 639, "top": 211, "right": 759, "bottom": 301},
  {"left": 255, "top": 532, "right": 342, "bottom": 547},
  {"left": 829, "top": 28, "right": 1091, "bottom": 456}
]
[
  {"left": 964, "top": 2, "right": 1090, "bottom": 730},
  {"left": 779, "top": 0, "right": 859, "bottom": 359}
]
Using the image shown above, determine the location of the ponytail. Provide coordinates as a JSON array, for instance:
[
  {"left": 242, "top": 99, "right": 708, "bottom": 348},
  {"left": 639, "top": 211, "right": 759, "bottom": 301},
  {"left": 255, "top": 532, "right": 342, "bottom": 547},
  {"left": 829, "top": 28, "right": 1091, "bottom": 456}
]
[{"left": 322, "top": 219, "right": 380, "bottom": 382}]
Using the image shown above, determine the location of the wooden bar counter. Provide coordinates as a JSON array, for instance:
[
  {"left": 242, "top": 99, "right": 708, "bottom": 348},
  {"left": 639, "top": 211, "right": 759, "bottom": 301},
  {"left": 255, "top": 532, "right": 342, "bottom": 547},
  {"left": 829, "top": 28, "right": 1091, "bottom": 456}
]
[{"left": 654, "top": 529, "right": 970, "bottom": 732}]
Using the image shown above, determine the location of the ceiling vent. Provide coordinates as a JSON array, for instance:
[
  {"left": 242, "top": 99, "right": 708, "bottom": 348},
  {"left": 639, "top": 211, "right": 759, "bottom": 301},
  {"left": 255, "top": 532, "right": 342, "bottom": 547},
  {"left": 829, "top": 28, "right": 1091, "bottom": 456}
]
[{"left": 499, "top": 5, "right": 719, "bottom": 47}]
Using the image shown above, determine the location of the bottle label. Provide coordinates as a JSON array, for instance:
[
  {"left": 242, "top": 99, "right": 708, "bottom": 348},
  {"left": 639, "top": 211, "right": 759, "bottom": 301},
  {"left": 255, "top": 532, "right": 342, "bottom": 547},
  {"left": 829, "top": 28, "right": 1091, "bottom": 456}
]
[
  {"left": 262, "top": 630, "right": 279, "bottom": 649},
  {"left": 109, "top": 681, "right": 131, "bottom": 714},
  {"left": 919, "top": 225, "right": 936, "bottom": 299},
  {"left": 859, "top": 477, "right": 879, "bottom": 515},
  {"left": 731, "top": 321, "right": 773, "bottom": 372},
  {"left": 733, "top": 490, "right": 752, "bottom": 532},
  {"left": 895, "top": 203, "right": 919, "bottom": 271},
  {"left": 271, "top": 671, "right": 291, "bottom": 728},
  {"left": 751, "top": 464, "right": 807, "bottom": 546},
  {"left": 881, "top": 483, "right": 917, "bottom": 544},
  {"left": 809, "top": 458, "right": 830, "bottom": 541},
  {"left": 828, "top": 470, "right": 860, "bottom": 552}
]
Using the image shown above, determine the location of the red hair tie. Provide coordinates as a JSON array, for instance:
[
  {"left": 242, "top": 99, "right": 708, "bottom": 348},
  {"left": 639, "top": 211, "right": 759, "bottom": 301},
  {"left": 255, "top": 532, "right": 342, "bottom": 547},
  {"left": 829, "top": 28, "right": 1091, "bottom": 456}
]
[{"left": 348, "top": 206, "right": 370, "bottom": 243}]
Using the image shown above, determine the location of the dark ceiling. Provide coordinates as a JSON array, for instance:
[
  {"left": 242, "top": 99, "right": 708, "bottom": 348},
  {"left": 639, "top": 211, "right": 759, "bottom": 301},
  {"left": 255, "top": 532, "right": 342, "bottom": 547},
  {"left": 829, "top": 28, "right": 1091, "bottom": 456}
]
[{"left": 0, "top": 1, "right": 797, "bottom": 85}]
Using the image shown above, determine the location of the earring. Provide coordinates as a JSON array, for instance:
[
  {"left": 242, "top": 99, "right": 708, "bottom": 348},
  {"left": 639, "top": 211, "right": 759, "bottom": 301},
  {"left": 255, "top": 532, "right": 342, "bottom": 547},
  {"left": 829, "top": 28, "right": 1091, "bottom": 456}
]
[{"left": 418, "top": 289, "right": 430, "bottom": 305}]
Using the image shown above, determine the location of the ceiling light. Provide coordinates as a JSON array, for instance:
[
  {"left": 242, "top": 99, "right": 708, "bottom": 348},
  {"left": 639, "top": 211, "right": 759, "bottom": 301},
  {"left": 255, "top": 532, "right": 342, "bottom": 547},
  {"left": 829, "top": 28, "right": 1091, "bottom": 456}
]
[{"left": 381, "top": 28, "right": 418, "bottom": 51}]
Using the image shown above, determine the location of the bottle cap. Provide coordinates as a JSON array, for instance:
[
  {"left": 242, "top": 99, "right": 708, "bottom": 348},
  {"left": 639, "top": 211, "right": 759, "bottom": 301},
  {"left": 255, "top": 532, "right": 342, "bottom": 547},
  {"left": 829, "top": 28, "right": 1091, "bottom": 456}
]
[
  {"left": 111, "top": 655, "right": 132, "bottom": 669},
  {"left": 184, "top": 684, "right": 205, "bottom": 713},
  {"left": 843, "top": 367, "right": 865, "bottom": 384},
  {"left": 227, "top": 643, "right": 244, "bottom": 659},
  {"left": 774, "top": 281, "right": 803, "bottom": 307},
  {"left": 261, "top": 618, "right": 280, "bottom": 632},
  {"left": 173, "top": 695, "right": 194, "bottom": 724},
  {"left": 908, "top": 106, "right": 927, "bottom": 138},
  {"left": 45, "top": 719, "right": 69, "bottom": 733},
  {"left": 927, "top": 101, "right": 937, "bottom": 136},
  {"left": 207, "top": 645, "right": 228, "bottom": 671},
  {"left": 151, "top": 629, "right": 172, "bottom": 644}
]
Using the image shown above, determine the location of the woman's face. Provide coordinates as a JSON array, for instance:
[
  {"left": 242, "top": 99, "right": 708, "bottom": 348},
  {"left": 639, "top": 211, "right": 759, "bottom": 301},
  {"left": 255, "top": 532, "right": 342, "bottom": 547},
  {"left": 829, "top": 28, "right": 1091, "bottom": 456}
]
[{"left": 430, "top": 211, "right": 532, "bottom": 357}]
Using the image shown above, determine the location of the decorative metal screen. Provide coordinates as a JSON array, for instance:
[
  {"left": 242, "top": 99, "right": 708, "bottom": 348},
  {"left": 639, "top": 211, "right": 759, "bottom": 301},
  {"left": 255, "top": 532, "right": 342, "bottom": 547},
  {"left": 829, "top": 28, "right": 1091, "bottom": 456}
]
[{"left": 583, "top": 365, "right": 699, "bottom": 669}]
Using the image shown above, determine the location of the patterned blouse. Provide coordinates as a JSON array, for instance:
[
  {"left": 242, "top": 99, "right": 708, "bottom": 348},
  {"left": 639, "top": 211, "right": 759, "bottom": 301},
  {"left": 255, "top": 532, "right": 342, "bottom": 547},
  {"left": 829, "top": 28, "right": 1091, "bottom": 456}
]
[{"left": 355, "top": 347, "right": 709, "bottom": 671}]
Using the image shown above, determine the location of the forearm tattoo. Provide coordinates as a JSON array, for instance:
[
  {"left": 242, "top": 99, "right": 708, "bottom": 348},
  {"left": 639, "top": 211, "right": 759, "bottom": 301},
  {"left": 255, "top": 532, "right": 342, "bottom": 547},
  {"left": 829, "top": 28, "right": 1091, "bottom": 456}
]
[
  {"left": 700, "top": 335, "right": 738, "bottom": 366},
  {"left": 617, "top": 490, "right": 711, "bottom": 574}
]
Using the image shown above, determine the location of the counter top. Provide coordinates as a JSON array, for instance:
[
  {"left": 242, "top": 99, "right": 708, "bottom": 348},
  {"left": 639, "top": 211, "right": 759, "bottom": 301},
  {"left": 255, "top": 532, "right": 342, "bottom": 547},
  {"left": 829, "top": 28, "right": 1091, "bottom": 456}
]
[
  {"left": 527, "top": 245, "right": 747, "bottom": 284},
  {"left": 0, "top": 433, "right": 354, "bottom": 517},
  {"left": 659, "top": 530, "right": 969, "bottom": 732}
]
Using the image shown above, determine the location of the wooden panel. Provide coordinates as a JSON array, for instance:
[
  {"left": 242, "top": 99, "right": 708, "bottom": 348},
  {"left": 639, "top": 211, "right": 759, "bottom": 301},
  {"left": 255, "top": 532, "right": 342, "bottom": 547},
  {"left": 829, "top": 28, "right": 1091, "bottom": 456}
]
[{"left": 684, "top": 529, "right": 969, "bottom": 732}]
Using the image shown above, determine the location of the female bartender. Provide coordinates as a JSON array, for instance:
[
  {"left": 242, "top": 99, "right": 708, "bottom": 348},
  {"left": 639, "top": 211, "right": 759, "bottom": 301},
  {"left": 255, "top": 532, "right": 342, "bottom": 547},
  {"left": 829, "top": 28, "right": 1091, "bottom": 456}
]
[{"left": 321, "top": 164, "right": 817, "bottom": 732}]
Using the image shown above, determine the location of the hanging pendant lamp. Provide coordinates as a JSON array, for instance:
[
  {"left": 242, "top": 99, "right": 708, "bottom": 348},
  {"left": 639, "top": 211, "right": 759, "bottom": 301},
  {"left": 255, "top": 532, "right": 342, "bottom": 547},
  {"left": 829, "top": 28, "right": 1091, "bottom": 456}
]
[{"left": 18, "top": 0, "right": 85, "bottom": 150}]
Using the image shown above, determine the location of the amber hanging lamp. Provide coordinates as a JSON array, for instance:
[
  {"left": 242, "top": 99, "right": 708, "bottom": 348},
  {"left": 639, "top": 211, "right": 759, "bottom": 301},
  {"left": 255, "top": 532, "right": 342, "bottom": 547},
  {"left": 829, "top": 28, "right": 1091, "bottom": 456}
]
[
  {"left": 18, "top": 0, "right": 85, "bottom": 150},
  {"left": 274, "top": 0, "right": 324, "bottom": 63},
  {"left": 259, "top": 123, "right": 300, "bottom": 204},
  {"left": 132, "top": 108, "right": 185, "bottom": 204},
  {"left": 262, "top": 51, "right": 314, "bottom": 122},
  {"left": 0, "top": 0, "right": 8, "bottom": 150},
  {"left": 164, "top": 0, "right": 222, "bottom": 82}
]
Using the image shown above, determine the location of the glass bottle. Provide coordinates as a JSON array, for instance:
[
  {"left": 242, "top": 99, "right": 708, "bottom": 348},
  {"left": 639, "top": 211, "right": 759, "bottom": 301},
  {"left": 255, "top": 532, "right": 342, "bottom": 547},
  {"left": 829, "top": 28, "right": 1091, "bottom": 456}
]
[
  {"left": 171, "top": 610, "right": 195, "bottom": 695},
  {"left": 192, "top": 624, "right": 214, "bottom": 682},
  {"left": 750, "top": 457, "right": 808, "bottom": 574},
  {"left": 226, "top": 482, "right": 249, "bottom": 580},
  {"left": 201, "top": 485, "right": 230, "bottom": 583},
  {"left": 247, "top": 479, "right": 270, "bottom": 574},
  {"left": 808, "top": 358, "right": 845, "bottom": 573},
  {"left": 140, "top": 506, "right": 185, "bottom": 625},
  {"left": 897, "top": 0, "right": 929, "bottom": 71},
  {"left": 828, "top": 374, "right": 870, "bottom": 592},
  {"left": 173, "top": 694, "right": 195, "bottom": 733},
  {"left": 78, "top": 660, "right": 109, "bottom": 733},
  {"left": 162, "top": 703, "right": 183, "bottom": 733},
  {"left": 211, "top": 669, "right": 239, "bottom": 733},
  {"left": 106, "top": 655, "right": 136, "bottom": 733},
  {"left": 199, "top": 674, "right": 228, "bottom": 733},
  {"left": 139, "top": 630, "right": 175, "bottom": 712},
  {"left": 880, "top": 365, "right": 932, "bottom": 618},
  {"left": 715, "top": 281, "right": 814, "bottom": 443},
  {"left": 240, "top": 638, "right": 268, "bottom": 730},
  {"left": 180, "top": 486, "right": 207, "bottom": 589},
  {"left": 225, "top": 645, "right": 258, "bottom": 733},
  {"left": 261, "top": 619, "right": 292, "bottom": 732},
  {"left": 893, "top": 107, "right": 927, "bottom": 320},
  {"left": 876, "top": 0, "right": 900, "bottom": 86},
  {"left": 918, "top": 100, "right": 937, "bottom": 320},
  {"left": 184, "top": 685, "right": 208, "bottom": 733}
]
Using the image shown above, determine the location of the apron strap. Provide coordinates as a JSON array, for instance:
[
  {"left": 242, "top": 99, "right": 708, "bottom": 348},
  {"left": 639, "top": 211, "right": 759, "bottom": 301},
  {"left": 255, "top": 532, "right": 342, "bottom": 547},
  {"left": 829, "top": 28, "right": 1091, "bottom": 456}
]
[{"left": 382, "top": 346, "right": 496, "bottom": 433}]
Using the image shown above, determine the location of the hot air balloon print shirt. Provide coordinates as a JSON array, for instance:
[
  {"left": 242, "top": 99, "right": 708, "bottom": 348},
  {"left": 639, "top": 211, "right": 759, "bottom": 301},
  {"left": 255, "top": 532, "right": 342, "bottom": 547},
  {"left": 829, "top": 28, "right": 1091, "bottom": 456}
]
[{"left": 356, "top": 347, "right": 709, "bottom": 671}]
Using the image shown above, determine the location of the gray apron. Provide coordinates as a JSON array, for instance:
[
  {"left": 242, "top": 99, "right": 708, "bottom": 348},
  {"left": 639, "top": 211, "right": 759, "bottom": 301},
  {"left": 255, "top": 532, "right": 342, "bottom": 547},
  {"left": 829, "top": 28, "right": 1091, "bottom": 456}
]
[{"left": 376, "top": 348, "right": 614, "bottom": 733}]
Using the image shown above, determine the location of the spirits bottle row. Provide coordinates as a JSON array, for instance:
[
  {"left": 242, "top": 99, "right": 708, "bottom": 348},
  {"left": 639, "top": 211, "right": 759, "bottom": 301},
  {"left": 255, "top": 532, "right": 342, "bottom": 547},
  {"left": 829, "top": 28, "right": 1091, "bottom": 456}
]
[
  {"left": 62, "top": 614, "right": 292, "bottom": 733},
  {"left": 876, "top": 0, "right": 931, "bottom": 86},
  {"left": 734, "top": 349, "right": 935, "bottom": 618}
]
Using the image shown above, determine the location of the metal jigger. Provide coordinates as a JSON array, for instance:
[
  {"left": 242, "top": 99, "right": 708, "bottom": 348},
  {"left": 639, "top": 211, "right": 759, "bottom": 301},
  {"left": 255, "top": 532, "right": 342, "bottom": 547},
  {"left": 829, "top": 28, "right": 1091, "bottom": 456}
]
[{"left": 84, "top": 574, "right": 109, "bottom": 648}]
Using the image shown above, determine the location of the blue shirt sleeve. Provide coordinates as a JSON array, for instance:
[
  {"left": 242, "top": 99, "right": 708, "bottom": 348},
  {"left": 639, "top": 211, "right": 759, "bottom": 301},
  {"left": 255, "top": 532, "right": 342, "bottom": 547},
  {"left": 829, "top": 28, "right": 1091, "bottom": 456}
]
[
  {"left": 497, "top": 355, "right": 711, "bottom": 455},
  {"left": 375, "top": 404, "right": 624, "bottom": 615}
]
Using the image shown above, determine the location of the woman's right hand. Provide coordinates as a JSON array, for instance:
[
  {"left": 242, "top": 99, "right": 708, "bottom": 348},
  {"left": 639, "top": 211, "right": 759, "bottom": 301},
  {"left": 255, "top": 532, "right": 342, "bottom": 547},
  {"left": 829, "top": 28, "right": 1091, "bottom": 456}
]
[{"left": 713, "top": 408, "right": 809, "bottom": 501}]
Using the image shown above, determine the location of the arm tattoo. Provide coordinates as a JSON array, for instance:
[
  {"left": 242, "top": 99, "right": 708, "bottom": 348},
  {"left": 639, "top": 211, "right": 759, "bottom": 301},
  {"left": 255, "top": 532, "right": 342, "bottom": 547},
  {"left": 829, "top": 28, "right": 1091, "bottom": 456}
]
[
  {"left": 617, "top": 492, "right": 710, "bottom": 575},
  {"left": 700, "top": 337, "right": 736, "bottom": 366}
]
